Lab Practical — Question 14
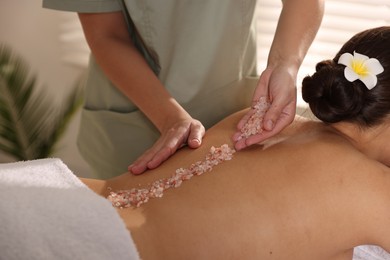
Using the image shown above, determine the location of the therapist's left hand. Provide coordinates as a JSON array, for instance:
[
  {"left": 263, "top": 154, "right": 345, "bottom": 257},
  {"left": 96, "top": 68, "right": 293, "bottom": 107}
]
[{"left": 233, "top": 66, "right": 297, "bottom": 150}]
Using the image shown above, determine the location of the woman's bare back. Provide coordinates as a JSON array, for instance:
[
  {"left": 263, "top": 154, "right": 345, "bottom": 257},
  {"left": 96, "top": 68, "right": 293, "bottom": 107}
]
[{"left": 83, "top": 110, "right": 390, "bottom": 259}]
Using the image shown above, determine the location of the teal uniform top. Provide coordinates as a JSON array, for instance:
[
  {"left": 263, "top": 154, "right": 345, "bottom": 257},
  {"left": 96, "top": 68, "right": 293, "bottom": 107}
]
[{"left": 43, "top": 0, "right": 259, "bottom": 179}]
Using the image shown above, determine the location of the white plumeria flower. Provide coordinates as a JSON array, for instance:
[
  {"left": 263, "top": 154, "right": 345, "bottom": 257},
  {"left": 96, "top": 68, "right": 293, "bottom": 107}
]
[{"left": 338, "top": 51, "right": 384, "bottom": 90}]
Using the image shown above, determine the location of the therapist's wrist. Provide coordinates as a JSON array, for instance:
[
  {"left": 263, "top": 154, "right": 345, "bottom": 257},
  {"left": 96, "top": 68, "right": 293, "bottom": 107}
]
[
  {"left": 267, "top": 54, "right": 301, "bottom": 75},
  {"left": 149, "top": 100, "right": 192, "bottom": 133}
]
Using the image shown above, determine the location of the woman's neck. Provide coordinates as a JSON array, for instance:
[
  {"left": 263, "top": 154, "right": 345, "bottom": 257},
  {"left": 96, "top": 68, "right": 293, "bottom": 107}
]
[{"left": 330, "top": 121, "right": 390, "bottom": 166}]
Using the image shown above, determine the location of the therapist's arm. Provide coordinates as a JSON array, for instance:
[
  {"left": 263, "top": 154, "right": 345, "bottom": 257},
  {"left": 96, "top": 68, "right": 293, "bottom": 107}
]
[
  {"left": 234, "top": 0, "right": 324, "bottom": 150},
  {"left": 78, "top": 12, "right": 205, "bottom": 174}
]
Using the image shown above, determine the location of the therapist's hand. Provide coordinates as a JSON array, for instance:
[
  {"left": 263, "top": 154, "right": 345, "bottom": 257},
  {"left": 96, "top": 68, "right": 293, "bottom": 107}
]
[
  {"left": 233, "top": 66, "right": 296, "bottom": 150},
  {"left": 128, "top": 117, "right": 205, "bottom": 174}
]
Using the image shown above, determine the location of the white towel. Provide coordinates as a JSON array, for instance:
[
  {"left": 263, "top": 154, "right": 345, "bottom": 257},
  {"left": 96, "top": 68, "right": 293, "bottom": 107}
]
[
  {"left": 353, "top": 245, "right": 390, "bottom": 260},
  {"left": 0, "top": 158, "right": 140, "bottom": 260}
]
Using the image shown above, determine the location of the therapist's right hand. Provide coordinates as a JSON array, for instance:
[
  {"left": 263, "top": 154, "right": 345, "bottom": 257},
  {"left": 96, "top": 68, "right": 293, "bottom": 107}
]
[{"left": 128, "top": 117, "right": 205, "bottom": 175}]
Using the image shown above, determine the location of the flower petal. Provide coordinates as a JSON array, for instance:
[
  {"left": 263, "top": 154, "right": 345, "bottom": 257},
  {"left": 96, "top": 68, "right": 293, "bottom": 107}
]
[
  {"left": 338, "top": 51, "right": 384, "bottom": 89},
  {"left": 360, "top": 73, "right": 377, "bottom": 90},
  {"left": 364, "top": 58, "right": 384, "bottom": 75},
  {"left": 344, "top": 67, "right": 359, "bottom": 82},
  {"left": 353, "top": 51, "right": 369, "bottom": 61},
  {"left": 338, "top": 53, "right": 353, "bottom": 67}
]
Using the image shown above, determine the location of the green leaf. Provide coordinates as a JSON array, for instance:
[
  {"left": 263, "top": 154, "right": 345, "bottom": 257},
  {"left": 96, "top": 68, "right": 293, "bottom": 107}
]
[{"left": 0, "top": 44, "right": 83, "bottom": 161}]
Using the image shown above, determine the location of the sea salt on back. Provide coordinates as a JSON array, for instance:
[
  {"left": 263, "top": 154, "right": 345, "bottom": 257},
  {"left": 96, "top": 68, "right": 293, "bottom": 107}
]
[{"left": 107, "top": 144, "right": 236, "bottom": 208}]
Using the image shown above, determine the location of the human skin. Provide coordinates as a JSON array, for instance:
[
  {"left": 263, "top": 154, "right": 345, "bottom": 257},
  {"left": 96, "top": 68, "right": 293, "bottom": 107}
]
[
  {"left": 78, "top": 0, "right": 324, "bottom": 174},
  {"left": 78, "top": 11, "right": 205, "bottom": 175},
  {"left": 235, "top": 0, "right": 325, "bottom": 150},
  {"left": 82, "top": 109, "right": 390, "bottom": 260}
]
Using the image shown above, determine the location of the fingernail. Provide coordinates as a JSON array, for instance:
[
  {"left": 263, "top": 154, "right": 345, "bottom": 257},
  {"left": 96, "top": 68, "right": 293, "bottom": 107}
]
[
  {"left": 192, "top": 138, "right": 200, "bottom": 144},
  {"left": 234, "top": 143, "right": 243, "bottom": 151},
  {"left": 189, "top": 138, "right": 200, "bottom": 147},
  {"left": 265, "top": 120, "right": 274, "bottom": 130},
  {"left": 128, "top": 164, "right": 138, "bottom": 175}
]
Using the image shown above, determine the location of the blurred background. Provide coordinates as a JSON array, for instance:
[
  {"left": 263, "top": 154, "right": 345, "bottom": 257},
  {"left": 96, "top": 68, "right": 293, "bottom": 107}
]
[{"left": 0, "top": 0, "right": 389, "bottom": 178}]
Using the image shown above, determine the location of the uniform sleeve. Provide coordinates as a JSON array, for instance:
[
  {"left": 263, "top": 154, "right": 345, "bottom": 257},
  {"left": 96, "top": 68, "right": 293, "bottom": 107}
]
[{"left": 42, "top": 0, "right": 121, "bottom": 13}]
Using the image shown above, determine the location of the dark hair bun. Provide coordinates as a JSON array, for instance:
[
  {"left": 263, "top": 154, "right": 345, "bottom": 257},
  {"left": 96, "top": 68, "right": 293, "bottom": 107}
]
[{"left": 302, "top": 60, "right": 366, "bottom": 123}]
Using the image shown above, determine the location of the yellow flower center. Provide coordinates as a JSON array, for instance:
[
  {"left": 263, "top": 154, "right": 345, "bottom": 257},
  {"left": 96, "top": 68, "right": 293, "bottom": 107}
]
[{"left": 351, "top": 60, "right": 368, "bottom": 76}]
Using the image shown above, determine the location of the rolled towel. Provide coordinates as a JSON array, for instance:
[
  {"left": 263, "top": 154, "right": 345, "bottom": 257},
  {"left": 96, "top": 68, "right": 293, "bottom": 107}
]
[{"left": 0, "top": 158, "right": 139, "bottom": 260}]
